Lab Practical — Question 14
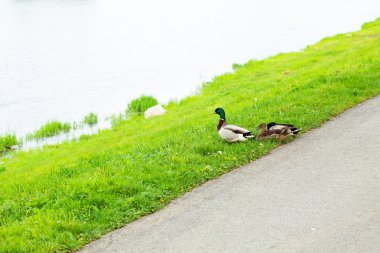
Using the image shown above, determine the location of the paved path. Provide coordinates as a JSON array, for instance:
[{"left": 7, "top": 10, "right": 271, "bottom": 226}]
[{"left": 81, "top": 96, "right": 380, "bottom": 253}]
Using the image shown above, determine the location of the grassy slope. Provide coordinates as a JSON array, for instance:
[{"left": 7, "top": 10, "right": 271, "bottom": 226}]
[{"left": 1, "top": 19, "right": 380, "bottom": 252}]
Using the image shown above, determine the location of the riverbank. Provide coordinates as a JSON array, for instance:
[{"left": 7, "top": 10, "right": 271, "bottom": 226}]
[{"left": 1, "top": 18, "right": 380, "bottom": 252}]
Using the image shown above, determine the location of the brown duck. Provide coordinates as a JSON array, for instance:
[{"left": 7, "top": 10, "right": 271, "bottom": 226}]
[{"left": 256, "top": 122, "right": 300, "bottom": 140}]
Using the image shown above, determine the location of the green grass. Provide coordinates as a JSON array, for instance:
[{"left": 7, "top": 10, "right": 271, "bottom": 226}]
[
  {"left": 127, "top": 95, "right": 158, "bottom": 114},
  {"left": 83, "top": 113, "right": 98, "bottom": 126},
  {"left": 1, "top": 18, "right": 380, "bottom": 252},
  {"left": 27, "top": 121, "right": 71, "bottom": 140},
  {"left": 0, "top": 134, "right": 18, "bottom": 152}
]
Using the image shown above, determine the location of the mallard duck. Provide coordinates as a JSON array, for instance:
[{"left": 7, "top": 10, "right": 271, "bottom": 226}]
[
  {"left": 213, "top": 108, "right": 254, "bottom": 142},
  {"left": 256, "top": 122, "right": 300, "bottom": 140}
]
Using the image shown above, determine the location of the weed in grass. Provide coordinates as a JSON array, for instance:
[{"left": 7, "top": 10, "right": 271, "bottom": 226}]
[
  {"left": 79, "top": 134, "right": 92, "bottom": 141},
  {"left": 83, "top": 113, "right": 98, "bottom": 126},
  {"left": 127, "top": 95, "right": 158, "bottom": 114},
  {"left": 0, "top": 18, "right": 380, "bottom": 252}
]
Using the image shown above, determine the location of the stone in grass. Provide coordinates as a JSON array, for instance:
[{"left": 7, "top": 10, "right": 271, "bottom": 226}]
[{"left": 144, "top": 105, "right": 166, "bottom": 119}]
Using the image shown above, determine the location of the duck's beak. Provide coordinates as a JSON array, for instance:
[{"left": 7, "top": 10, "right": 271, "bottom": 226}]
[
  {"left": 255, "top": 126, "right": 261, "bottom": 130},
  {"left": 211, "top": 112, "right": 216, "bottom": 115}
]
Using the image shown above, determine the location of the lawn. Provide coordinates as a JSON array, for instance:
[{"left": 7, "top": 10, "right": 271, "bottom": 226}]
[{"left": 0, "top": 18, "right": 380, "bottom": 252}]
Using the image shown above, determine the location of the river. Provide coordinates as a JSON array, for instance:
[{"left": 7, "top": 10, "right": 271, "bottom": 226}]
[{"left": 0, "top": 0, "right": 379, "bottom": 137}]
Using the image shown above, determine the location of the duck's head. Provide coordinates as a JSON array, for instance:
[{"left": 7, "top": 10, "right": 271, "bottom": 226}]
[
  {"left": 256, "top": 123, "right": 267, "bottom": 130},
  {"left": 213, "top": 107, "right": 226, "bottom": 120}
]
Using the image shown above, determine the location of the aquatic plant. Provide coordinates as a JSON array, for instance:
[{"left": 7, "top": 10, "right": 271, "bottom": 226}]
[
  {"left": 27, "top": 121, "right": 71, "bottom": 140},
  {"left": 83, "top": 112, "right": 98, "bottom": 125},
  {"left": 62, "top": 122, "right": 71, "bottom": 133},
  {"left": 127, "top": 95, "right": 158, "bottom": 114}
]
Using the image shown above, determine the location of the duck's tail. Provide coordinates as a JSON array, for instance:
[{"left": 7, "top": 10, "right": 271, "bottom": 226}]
[
  {"left": 290, "top": 128, "right": 301, "bottom": 135},
  {"left": 243, "top": 132, "right": 255, "bottom": 138}
]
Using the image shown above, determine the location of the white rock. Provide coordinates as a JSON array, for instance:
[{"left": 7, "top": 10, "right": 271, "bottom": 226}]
[{"left": 144, "top": 105, "right": 166, "bottom": 119}]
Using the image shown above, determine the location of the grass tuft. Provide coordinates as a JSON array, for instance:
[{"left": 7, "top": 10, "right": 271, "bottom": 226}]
[
  {"left": 127, "top": 95, "right": 158, "bottom": 114},
  {"left": 83, "top": 113, "right": 98, "bottom": 126},
  {"left": 0, "top": 133, "right": 18, "bottom": 152},
  {"left": 27, "top": 121, "right": 71, "bottom": 140}
]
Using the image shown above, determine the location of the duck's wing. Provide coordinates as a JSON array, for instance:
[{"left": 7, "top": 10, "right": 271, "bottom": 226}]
[
  {"left": 268, "top": 123, "right": 295, "bottom": 130},
  {"left": 224, "top": 124, "right": 250, "bottom": 134},
  {"left": 268, "top": 125, "right": 300, "bottom": 135},
  {"left": 268, "top": 128, "right": 288, "bottom": 135}
]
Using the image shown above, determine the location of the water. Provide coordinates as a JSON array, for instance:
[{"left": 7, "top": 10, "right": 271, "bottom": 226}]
[{"left": 1, "top": 0, "right": 379, "bottom": 138}]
